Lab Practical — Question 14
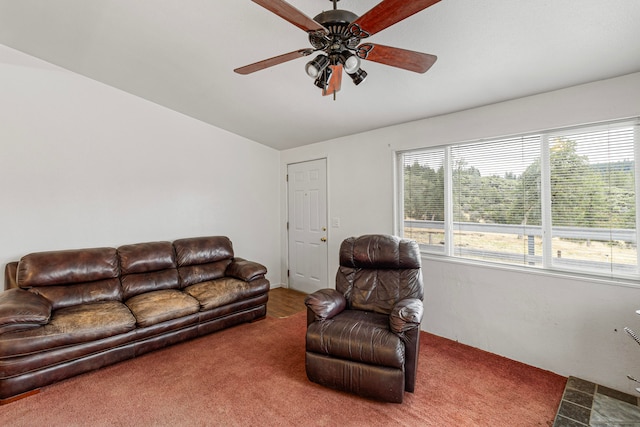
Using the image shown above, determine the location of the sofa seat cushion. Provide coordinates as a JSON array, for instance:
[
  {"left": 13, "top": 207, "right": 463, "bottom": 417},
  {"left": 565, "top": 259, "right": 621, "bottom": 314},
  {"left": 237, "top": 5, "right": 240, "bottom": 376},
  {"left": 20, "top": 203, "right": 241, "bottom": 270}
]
[
  {"left": 305, "top": 310, "right": 404, "bottom": 369},
  {"left": 184, "top": 277, "right": 269, "bottom": 311},
  {"left": 126, "top": 289, "right": 199, "bottom": 328},
  {"left": 0, "top": 301, "right": 136, "bottom": 358}
]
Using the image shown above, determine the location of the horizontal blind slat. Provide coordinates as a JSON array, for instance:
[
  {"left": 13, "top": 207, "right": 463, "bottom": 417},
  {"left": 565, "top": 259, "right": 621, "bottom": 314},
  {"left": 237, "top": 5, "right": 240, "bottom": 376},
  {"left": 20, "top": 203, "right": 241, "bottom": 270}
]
[{"left": 400, "top": 120, "right": 638, "bottom": 279}]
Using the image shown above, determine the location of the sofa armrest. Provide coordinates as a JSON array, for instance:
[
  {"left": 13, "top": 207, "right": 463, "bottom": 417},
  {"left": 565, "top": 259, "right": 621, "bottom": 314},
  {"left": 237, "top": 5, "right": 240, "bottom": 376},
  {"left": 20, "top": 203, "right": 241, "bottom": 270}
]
[
  {"left": 4, "top": 261, "right": 18, "bottom": 290},
  {"left": 0, "top": 288, "right": 52, "bottom": 334},
  {"left": 225, "top": 257, "right": 267, "bottom": 282},
  {"left": 304, "top": 288, "right": 346, "bottom": 322},
  {"left": 390, "top": 298, "right": 423, "bottom": 334}
]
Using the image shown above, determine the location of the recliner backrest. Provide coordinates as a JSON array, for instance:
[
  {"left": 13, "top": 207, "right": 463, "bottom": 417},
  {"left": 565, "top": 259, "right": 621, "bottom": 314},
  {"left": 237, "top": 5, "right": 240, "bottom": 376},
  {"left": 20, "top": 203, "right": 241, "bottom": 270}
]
[{"left": 336, "top": 234, "right": 423, "bottom": 315}]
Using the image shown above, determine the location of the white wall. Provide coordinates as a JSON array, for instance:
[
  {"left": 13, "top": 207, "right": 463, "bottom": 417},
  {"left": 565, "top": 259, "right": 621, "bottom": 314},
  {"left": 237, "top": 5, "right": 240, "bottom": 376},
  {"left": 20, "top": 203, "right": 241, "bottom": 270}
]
[
  {"left": 4, "top": 39, "right": 640, "bottom": 394},
  {"left": 0, "top": 45, "right": 281, "bottom": 286},
  {"left": 280, "top": 72, "right": 640, "bottom": 394}
]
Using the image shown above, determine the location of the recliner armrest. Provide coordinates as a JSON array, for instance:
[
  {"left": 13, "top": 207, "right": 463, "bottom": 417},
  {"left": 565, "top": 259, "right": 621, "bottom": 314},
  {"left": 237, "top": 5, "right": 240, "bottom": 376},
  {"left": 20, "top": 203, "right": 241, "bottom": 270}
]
[
  {"left": 390, "top": 298, "right": 423, "bottom": 334},
  {"left": 0, "top": 288, "right": 52, "bottom": 335},
  {"left": 304, "top": 288, "right": 346, "bottom": 321},
  {"left": 225, "top": 257, "right": 267, "bottom": 282}
]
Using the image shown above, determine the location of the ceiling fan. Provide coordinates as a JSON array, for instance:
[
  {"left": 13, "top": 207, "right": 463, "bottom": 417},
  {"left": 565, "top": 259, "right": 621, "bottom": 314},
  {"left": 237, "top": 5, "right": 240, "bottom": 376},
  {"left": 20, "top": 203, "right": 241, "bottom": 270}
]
[{"left": 234, "top": 0, "right": 441, "bottom": 98}]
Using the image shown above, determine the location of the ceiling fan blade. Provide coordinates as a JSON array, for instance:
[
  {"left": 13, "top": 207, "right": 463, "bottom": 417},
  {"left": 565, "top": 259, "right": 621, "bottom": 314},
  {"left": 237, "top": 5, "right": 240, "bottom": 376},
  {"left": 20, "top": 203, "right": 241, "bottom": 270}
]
[
  {"left": 351, "top": 0, "right": 441, "bottom": 37},
  {"left": 323, "top": 64, "right": 343, "bottom": 97},
  {"left": 251, "top": 0, "right": 328, "bottom": 33},
  {"left": 234, "top": 49, "right": 313, "bottom": 75},
  {"left": 357, "top": 43, "right": 437, "bottom": 73}
]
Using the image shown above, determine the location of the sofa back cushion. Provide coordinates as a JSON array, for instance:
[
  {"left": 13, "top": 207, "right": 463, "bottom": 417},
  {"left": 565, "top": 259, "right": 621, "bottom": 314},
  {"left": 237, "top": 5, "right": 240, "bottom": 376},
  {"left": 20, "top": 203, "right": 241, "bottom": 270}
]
[
  {"left": 336, "top": 234, "right": 423, "bottom": 315},
  {"left": 174, "top": 236, "right": 234, "bottom": 287},
  {"left": 16, "top": 248, "right": 122, "bottom": 310},
  {"left": 118, "top": 241, "right": 179, "bottom": 300}
]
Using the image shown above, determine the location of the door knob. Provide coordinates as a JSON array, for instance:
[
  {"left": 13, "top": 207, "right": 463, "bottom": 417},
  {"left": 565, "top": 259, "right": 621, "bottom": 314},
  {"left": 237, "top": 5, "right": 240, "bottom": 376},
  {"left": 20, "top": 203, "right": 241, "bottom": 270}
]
[{"left": 320, "top": 237, "right": 327, "bottom": 242}]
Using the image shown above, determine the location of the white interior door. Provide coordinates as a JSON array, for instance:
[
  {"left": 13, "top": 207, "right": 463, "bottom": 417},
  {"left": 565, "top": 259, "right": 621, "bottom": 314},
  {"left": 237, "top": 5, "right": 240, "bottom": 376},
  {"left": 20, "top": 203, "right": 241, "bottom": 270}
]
[{"left": 287, "top": 159, "right": 328, "bottom": 294}]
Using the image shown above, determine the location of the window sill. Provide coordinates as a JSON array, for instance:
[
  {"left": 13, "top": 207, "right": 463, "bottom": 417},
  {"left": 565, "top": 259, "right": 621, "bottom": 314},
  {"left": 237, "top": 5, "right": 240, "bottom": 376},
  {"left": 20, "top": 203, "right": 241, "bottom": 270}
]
[{"left": 420, "top": 252, "right": 640, "bottom": 289}]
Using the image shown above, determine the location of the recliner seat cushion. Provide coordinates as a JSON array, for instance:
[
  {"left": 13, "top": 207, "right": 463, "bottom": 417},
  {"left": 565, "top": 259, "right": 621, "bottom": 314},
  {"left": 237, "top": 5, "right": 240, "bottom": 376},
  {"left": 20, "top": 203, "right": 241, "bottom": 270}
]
[
  {"left": 125, "top": 289, "right": 200, "bottom": 328},
  {"left": 306, "top": 310, "right": 404, "bottom": 369},
  {"left": 0, "top": 301, "right": 136, "bottom": 358},
  {"left": 184, "top": 277, "right": 269, "bottom": 311}
]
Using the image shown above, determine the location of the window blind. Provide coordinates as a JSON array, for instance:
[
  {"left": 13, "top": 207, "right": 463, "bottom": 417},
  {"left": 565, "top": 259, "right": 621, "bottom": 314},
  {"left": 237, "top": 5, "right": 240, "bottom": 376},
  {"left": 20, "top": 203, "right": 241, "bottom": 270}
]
[
  {"left": 403, "top": 150, "right": 445, "bottom": 253},
  {"left": 450, "top": 136, "right": 541, "bottom": 266},
  {"left": 398, "top": 119, "right": 638, "bottom": 280},
  {"left": 546, "top": 126, "right": 636, "bottom": 276}
]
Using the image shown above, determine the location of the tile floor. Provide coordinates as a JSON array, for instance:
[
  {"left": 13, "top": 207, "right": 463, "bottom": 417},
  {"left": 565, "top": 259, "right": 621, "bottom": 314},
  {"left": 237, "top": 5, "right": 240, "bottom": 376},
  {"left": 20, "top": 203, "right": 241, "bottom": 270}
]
[{"left": 553, "top": 376, "right": 640, "bottom": 426}]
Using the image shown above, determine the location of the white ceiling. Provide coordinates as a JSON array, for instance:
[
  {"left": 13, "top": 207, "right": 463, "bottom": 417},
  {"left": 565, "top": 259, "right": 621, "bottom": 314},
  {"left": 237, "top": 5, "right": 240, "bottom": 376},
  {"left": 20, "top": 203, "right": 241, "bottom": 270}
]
[{"left": 1, "top": 0, "right": 639, "bottom": 150}]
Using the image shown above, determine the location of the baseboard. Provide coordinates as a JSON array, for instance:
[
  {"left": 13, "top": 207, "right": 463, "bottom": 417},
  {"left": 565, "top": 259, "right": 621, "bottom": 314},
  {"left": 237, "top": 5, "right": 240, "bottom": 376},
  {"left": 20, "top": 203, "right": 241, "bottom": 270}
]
[{"left": 0, "top": 388, "right": 40, "bottom": 405}]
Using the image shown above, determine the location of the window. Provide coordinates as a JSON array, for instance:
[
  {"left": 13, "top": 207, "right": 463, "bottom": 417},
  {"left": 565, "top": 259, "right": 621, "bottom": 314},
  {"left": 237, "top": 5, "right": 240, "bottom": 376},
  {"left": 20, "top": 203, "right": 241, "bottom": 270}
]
[{"left": 398, "top": 120, "right": 639, "bottom": 280}]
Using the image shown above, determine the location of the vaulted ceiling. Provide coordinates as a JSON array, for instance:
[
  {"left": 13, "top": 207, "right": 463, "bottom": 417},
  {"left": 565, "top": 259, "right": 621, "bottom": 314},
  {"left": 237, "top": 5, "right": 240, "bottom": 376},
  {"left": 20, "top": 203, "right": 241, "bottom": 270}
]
[{"left": 1, "top": 0, "right": 639, "bottom": 150}]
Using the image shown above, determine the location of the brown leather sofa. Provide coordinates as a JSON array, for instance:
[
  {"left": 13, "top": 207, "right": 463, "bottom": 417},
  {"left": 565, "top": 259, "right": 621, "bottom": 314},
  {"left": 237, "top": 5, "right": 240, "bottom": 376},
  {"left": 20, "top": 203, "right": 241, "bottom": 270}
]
[
  {"left": 0, "top": 236, "right": 269, "bottom": 403},
  {"left": 304, "top": 234, "right": 424, "bottom": 403}
]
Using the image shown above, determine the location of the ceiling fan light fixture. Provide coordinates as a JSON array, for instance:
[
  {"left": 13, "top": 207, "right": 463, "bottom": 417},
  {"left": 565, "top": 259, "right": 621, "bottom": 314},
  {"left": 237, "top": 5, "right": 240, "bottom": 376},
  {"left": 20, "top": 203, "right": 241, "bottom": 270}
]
[
  {"left": 314, "top": 66, "right": 333, "bottom": 90},
  {"left": 348, "top": 68, "right": 367, "bottom": 86},
  {"left": 237, "top": 0, "right": 441, "bottom": 97},
  {"left": 341, "top": 53, "right": 360, "bottom": 74},
  {"left": 305, "top": 54, "right": 330, "bottom": 78}
]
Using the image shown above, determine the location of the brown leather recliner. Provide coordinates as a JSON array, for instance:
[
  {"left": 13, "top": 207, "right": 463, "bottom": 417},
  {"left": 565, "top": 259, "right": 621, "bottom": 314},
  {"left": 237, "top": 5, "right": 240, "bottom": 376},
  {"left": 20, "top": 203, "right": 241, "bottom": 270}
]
[{"left": 304, "top": 234, "right": 424, "bottom": 403}]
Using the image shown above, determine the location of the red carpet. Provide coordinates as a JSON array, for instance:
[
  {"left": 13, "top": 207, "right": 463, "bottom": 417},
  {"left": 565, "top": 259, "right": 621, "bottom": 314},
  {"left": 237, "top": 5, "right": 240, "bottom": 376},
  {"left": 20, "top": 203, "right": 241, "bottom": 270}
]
[{"left": 0, "top": 312, "right": 565, "bottom": 426}]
